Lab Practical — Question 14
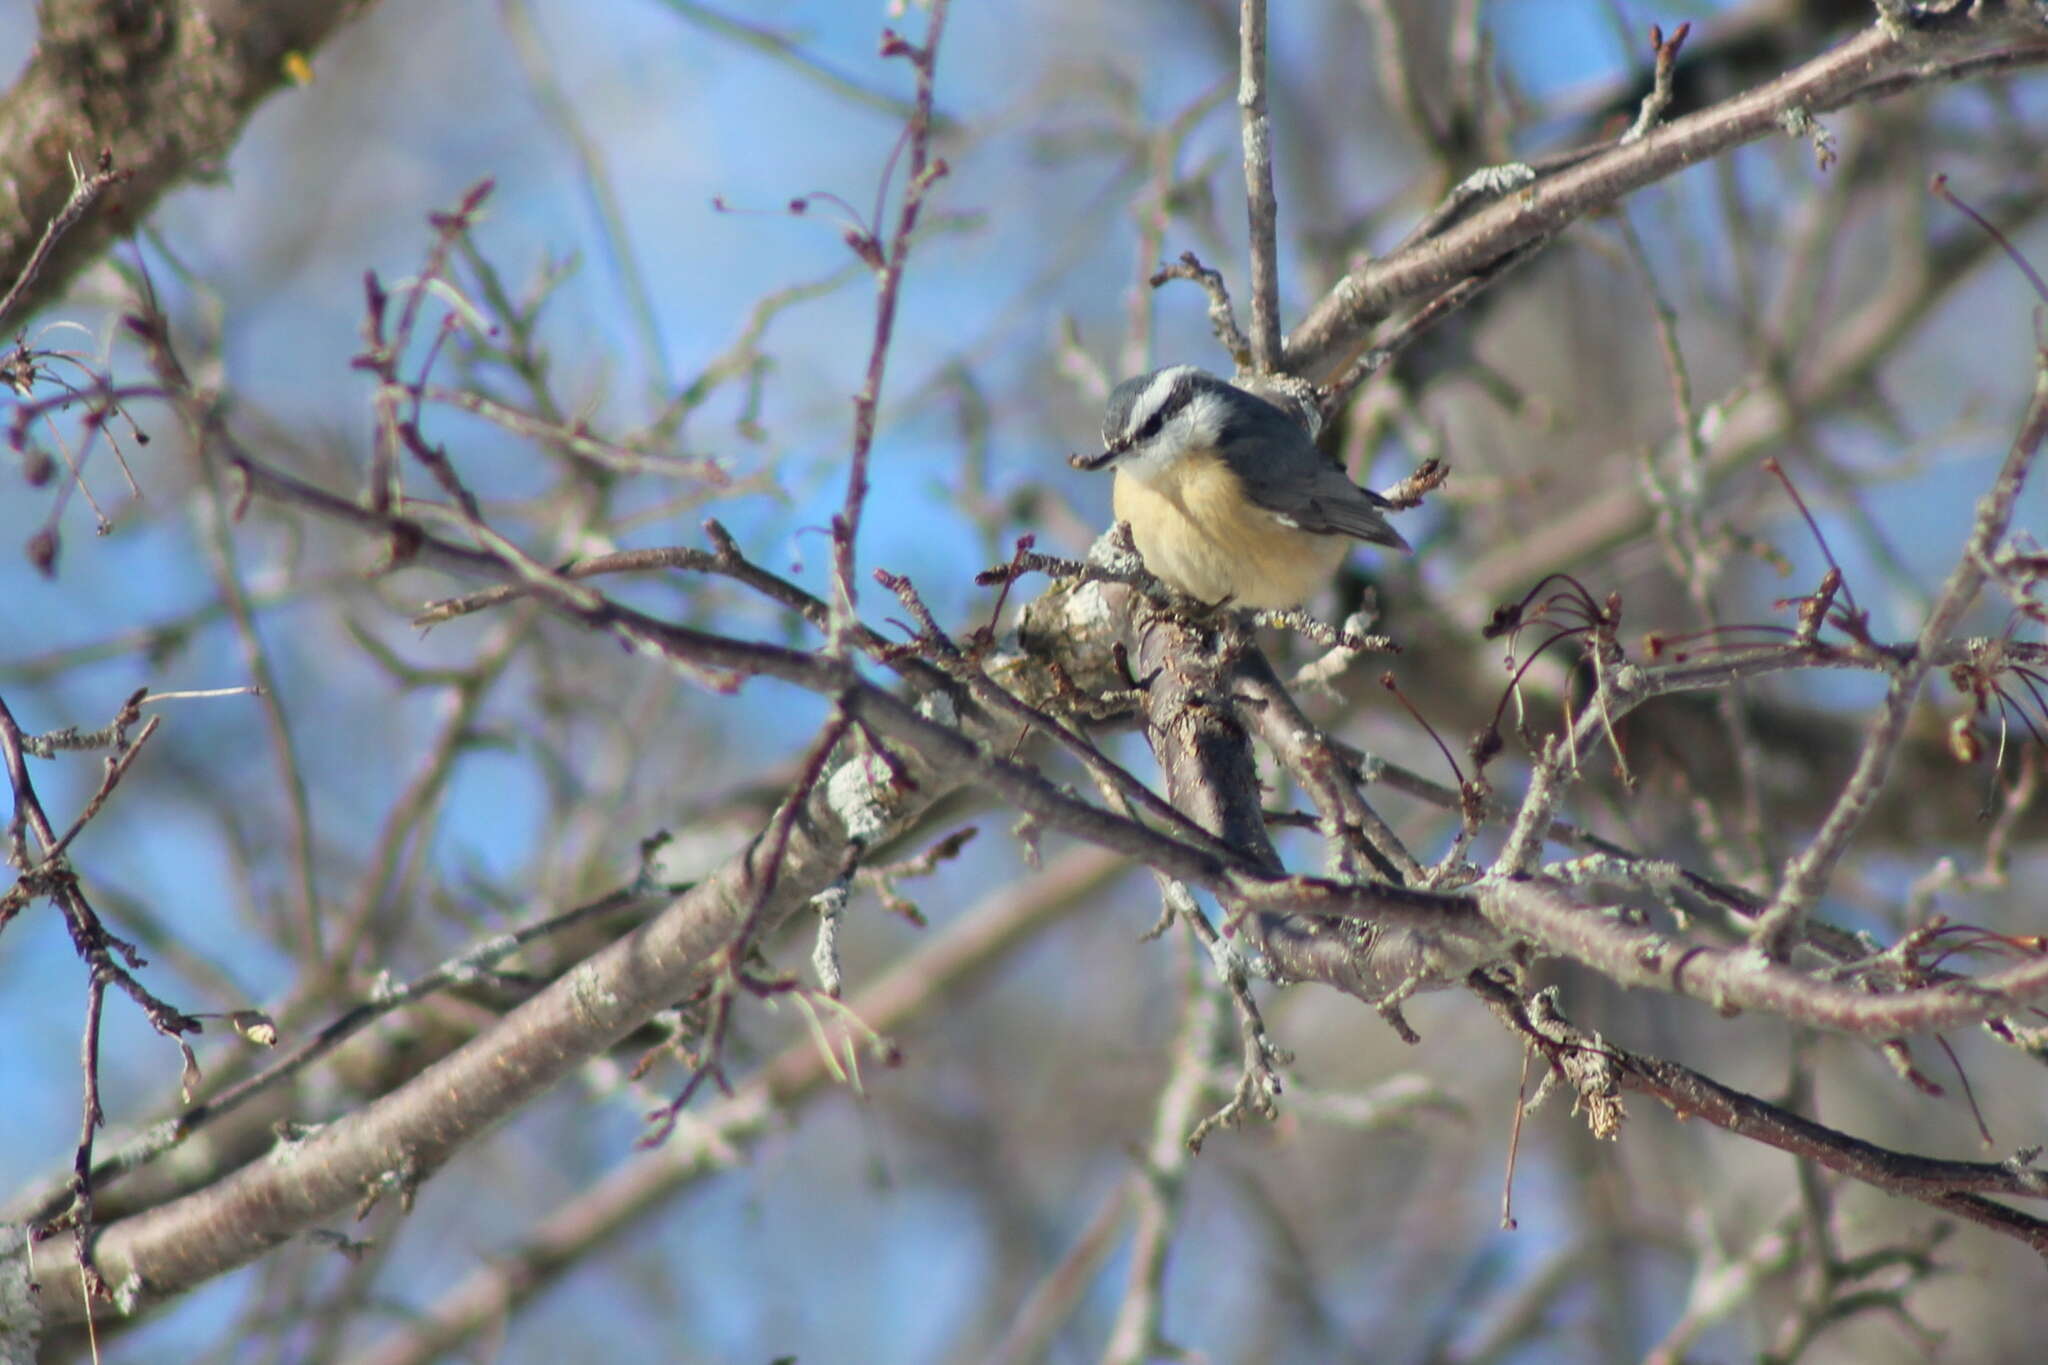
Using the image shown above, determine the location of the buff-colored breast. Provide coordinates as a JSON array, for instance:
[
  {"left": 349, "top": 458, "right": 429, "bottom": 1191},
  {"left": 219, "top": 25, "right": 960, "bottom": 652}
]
[{"left": 1112, "top": 455, "right": 1347, "bottom": 608}]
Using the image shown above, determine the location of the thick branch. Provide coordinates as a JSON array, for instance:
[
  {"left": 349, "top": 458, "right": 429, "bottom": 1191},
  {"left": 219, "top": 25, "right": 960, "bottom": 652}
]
[
  {"left": 30, "top": 719, "right": 929, "bottom": 1321},
  {"left": 1285, "top": 14, "right": 2048, "bottom": 376},
  {"left": 1236, "top": 0, "right": 1282, "bottom": 371},
  {"left": 0, "top": 0, "right": 380, "bottom": 327},
  {"left": 350, "top": 845, "right": 1126, "bottom": 1365}
]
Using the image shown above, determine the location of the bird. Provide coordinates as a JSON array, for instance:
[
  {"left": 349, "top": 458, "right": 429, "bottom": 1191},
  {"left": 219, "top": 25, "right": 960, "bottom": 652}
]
[{"left": 1070, "top": 365, "right": 1409, "bottom": 609}]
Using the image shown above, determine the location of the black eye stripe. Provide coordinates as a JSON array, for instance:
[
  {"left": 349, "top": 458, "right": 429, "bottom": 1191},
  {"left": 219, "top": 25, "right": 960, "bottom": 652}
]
[{"left": 1137, "top": 410, "right": 1166, "bottom": 440}]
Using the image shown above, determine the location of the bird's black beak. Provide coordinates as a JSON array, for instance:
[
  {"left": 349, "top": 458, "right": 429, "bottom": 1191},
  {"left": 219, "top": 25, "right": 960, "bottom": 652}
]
[{"left": 1069, "top": 448, "right": 1119, "bottom": 472}]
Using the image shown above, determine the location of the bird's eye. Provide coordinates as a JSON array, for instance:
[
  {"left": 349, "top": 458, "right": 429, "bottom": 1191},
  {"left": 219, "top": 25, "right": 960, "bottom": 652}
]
[{"left": 1136, "top": 411, "right": 1166, "bottom": 441}]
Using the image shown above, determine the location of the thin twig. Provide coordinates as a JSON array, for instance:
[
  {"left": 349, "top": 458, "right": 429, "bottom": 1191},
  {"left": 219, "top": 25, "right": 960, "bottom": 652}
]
[
  {"left": 1753, "top": 355, "right": 2048, "bottom": 959},
  {"left": 0, "top": 151, "right": 131, "bottom": 330},
  {"left": 830, "top": 3, "right": 952, "bottom": 653}
]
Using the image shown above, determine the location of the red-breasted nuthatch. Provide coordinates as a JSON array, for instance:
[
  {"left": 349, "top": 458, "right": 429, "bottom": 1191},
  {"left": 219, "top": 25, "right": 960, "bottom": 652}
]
[{"left": 1071, "top": 366, "right": 1409, "bottom": 608}]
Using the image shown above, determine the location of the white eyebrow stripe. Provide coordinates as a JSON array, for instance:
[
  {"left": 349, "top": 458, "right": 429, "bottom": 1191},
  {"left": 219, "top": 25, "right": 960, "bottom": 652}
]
[{"left": 1130, "top": 365, "right": 1197, "bottom": 433}]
